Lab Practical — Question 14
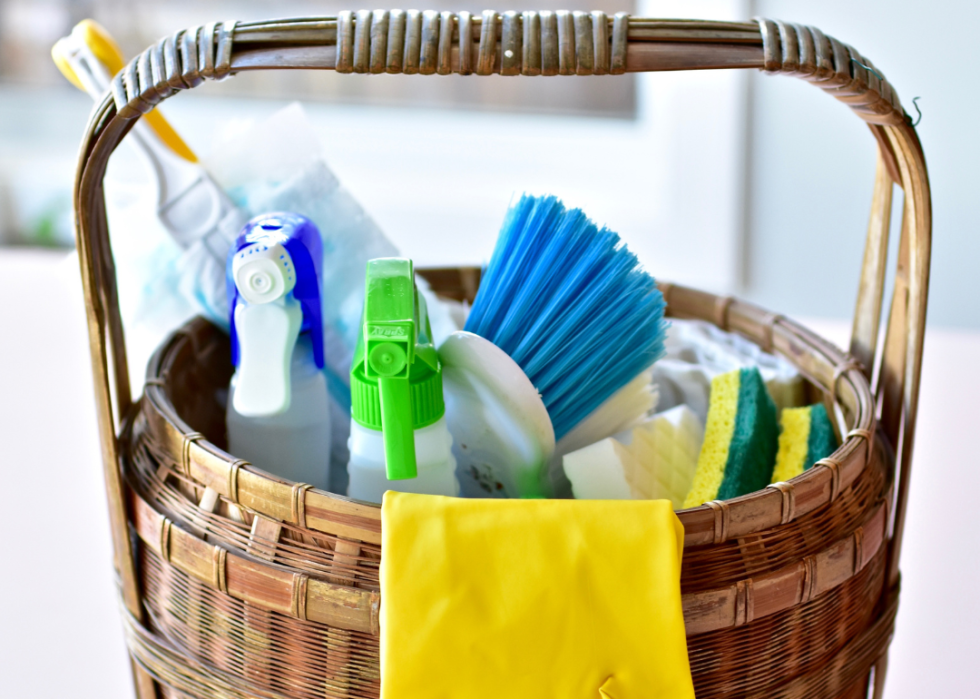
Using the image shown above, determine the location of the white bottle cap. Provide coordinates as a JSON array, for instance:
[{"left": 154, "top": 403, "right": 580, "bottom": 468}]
[
  {"left": 232, "top": 241, "right": 303, "bottom": 416},
  {"left": 232, "top": 240, "right": 296, "bottom": 305}
]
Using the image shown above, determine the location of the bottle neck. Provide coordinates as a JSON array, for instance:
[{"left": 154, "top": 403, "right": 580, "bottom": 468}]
[{"left": 290, "top": 334, "right": 321, "bottom": 376}]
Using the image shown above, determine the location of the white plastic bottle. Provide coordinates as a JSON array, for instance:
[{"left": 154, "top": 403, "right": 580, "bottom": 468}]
[
  {"left": 225, "top": 213, "right": 332, "bottom": 490},
  {"left": 347, "top": 258, "right": 459, "bottom": 504},
  {"left": 227, "top": 335, "right": 331, "bottom": 488},
  {"left": 348, "top": 418, "right": 457, "bottom": 503}
]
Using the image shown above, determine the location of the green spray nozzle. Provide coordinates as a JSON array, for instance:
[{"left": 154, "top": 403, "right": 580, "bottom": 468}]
[{"left": 350, "top": 258, "right": 444, "bottom": 481}]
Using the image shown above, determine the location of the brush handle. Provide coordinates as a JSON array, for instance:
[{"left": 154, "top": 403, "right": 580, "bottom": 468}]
[
  {"left": 71, "top": 17, "right": 928, "bottom": 699},
  {"left": 54, "top": 19, "right": 197, "bottom": 162}
]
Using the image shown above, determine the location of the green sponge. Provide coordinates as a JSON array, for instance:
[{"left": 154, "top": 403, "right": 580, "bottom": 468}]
[
  {"left": 771, "top": 403, "right": 838, "bottom": 483},
  {"left": 683, "top": 367, "right": 778, "bottom": 507}
]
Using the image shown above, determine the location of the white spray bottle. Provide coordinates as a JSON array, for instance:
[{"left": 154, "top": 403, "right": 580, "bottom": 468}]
[
  {"left": 347, "top": 258, "right": 458, "bottom": 504},
  {"left": 225, "top": 213, "right": 331, "bottom": 489}
]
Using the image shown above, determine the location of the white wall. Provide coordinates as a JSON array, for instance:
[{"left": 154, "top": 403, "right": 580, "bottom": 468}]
[{"left": 745, "top": 0, "right": 980, "bottom": 329}]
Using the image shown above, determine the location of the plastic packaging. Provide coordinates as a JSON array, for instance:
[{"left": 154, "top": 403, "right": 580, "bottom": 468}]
[
  {"left": 347, "top": 258, "right": 458, "bottom": 503},
  {"left": 205, "top": 104, "right": 398, "bottom": 369},
  {"left": 653, "top": 319, "right": 806, "bottom": 421}
]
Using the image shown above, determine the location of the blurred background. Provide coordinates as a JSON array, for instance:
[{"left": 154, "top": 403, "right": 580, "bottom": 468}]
[
  {"left": 0, "top": 0, "right": 977, "bottom": 326},
  {"left": 1, "top": 0, "right": 978, "bottom": 697}
]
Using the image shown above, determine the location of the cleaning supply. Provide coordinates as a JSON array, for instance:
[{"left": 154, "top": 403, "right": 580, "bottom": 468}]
[
  {"left": 563, "top": 439, "right": 639, "bottom": 501},
  {"left": 683, "top": 367, "right": 778, "bottom": 508},
  {"left": 202, "top": 104, "right": 457, "bottom": 495},
  {"left": 549, "top": 368, "right": 659, "bottom": 497},
  {"left": 554, "top": 369, "right": 659, "bottom": 458},
  {"left": 202, "top": 103, "right": 459, "bottom": 364},
  {"left": 52, "top": 19, "right": 247, "bottom": 386},
  {"left": 771, "top": 403, "right": 838, "bottom": 482},
  {"left": 440, "top": 332, "right": 554, "bottom": 498},
  {"left": 380, "top": 492, "right": 695, "bottom": 699},
  {"left": 442, "top": 194, "right": 667, "bottom": 498},
  {"left": 225, "top": 213, "right": 331, "bottom": 489},
  {"left": 52, "top": 19, "right": 243, "bottom": 267},
  {"left": 563, "top": 405, "right": 703, "bottom": 508},
  {"left": 347, "top": 258, "right": 458, "bottom": 504},
  {"left": 654, "top": 319, "right": 805, "bottom": 422},
  {"left": 52, "top": 20, "right": 195, "bottom": 162}
]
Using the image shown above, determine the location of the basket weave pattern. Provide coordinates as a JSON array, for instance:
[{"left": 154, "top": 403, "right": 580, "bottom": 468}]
[
  {"left": 71, "top": 12, "right": 931, "bottom": 699},
  {"left": 123, "top": 292, "right": 888, "bottom": 698}
]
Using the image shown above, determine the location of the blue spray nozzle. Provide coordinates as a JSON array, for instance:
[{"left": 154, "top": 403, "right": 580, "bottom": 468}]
[{"left": 227, "top": 212, "right": 325, "bottom": 370}]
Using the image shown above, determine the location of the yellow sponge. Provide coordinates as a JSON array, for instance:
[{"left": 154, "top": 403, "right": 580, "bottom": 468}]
[
  {"left": 683, "top": 368, "right": 778, "bottom": 508},
  {"left": 683, "top": 371, "right": 739, "bottom": 506},
  {"left": 771, "top": 404, "right": 838, "bottom": 482},
  {"left": 627, "top": 405, "right": 703, "bottom": 508}
]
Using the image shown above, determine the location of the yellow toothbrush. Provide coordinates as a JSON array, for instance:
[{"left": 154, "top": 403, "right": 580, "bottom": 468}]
[
  {"left": 53, "top": 19, "right": 196, "bottom": 162},
  {"left": 52, "top": 19, "right": 241, "bottom": 249}
]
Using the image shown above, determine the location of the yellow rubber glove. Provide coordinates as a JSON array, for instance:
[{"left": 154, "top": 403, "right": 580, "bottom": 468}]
[{"left": 381, "top": 493, "right": 694, "bottom": 699}]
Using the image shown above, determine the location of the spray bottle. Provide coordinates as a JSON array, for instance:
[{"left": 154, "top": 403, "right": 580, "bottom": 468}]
[
  {"left": 347, "top": 258, "right": 458, "bottom": 504},
  {"left": 225, "top": 213, "right": 332, "bottom": 489}
]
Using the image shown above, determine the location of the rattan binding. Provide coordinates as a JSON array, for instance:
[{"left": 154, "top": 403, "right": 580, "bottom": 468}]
[{"left": 71, "top": 12, "right": 931, "bottom": 699}]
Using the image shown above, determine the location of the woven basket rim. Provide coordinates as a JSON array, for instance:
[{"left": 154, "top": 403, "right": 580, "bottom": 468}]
[
  {"left": 140, "top": 279, "right": 878, "bottom": 548},
  {"left": 123, "top": 443, "right": 892, "bottom": 638}
]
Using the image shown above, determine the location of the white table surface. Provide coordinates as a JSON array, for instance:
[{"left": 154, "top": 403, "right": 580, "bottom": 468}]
[{"left": 1, "top": 248, "right": 976, "bottom": 697}]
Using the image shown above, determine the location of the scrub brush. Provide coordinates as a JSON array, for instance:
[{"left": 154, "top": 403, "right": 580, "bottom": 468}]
[{"left": 440, "top": 194, "right": 667, "bottom": 498}]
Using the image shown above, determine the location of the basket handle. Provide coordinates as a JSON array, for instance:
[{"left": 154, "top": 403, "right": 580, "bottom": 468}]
[{"left": 72, "top": 14, "right": 929, "bottom": 698}]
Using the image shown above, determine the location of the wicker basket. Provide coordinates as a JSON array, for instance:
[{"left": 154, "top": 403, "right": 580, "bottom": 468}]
[{"left": 72, "top": 13, "right": 931, "bottom": 699}]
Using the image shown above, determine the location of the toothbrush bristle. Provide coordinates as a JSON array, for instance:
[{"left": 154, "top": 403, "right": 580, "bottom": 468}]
[{"left": 465, "top": 195, "right": 667, "bottom": 440}]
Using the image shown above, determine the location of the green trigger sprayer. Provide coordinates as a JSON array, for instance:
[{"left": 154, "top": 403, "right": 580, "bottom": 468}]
[{"left": 347, "top": 259, "right": 459, "bottom": 503}]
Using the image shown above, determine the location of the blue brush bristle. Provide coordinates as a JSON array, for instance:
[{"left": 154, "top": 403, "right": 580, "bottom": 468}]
[{"left": 465, "top": 194, "right": 667, "bottom": 440}]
